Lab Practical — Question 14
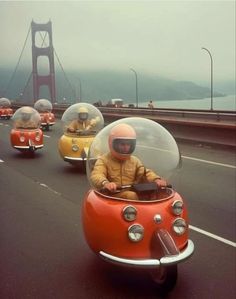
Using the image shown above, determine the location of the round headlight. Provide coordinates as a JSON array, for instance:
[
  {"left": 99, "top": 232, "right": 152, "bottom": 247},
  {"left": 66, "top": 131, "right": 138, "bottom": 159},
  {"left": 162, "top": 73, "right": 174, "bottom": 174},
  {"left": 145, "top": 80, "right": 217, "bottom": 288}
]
[
  {"left": 128, "top": 224, "right": 144, "bottom": 242},
  {"left": 19, "top": 136, "right": 25, "bottom": 142},
  {"left": 172, "top": 218, "right": 187, "bottom": 235},
  {"left": 172, "top": 200, "right": 183, "bottom": 215},
  {"left": 72, "top": 144, "right": 79, "bottom": 152},
  {"left": 35, "top": 134, "right": 41, "bottom": 142},
  {"left": 122, "top": 205, "right": 137, "bottom": 222}
]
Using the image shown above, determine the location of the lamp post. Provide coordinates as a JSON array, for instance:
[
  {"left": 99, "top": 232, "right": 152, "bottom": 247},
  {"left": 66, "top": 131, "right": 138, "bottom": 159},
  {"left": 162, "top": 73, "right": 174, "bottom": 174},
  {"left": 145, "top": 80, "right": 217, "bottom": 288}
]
[
  {"left": 202, "top": 47, "right": 213, "bottom": 111},
  {"left": 77, "top": 78, "right": 82, "bottom": 102},
  {"left": 130, "top": 68, "right": 138, "bottom": 108}
]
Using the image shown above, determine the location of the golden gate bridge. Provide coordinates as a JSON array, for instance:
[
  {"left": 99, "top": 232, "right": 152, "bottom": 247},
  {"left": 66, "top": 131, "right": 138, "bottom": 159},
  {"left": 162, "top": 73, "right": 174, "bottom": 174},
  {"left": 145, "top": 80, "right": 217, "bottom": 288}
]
[{"left": 2, "top": 20, "right": 77, "bottom": 104}]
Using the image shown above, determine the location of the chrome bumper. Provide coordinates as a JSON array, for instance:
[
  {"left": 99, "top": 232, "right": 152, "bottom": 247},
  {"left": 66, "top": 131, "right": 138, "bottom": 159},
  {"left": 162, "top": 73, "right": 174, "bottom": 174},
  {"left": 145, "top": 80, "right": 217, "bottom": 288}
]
[
  {"left": 99, "top": 239, "right": 194, "bottom": 268},
  {"left": 14, "top": 144, "right": 44, "bottom": 149},
  {"left": 64, "top": 156, "right": 87, "bottom": 162}
]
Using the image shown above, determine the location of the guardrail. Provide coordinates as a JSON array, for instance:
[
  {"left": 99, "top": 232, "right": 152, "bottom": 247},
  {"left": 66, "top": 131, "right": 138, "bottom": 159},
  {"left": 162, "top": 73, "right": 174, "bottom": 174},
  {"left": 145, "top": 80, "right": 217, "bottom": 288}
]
[
  {"left": 98, "top": 106, "right": 236, "bottom": 124},
  {"left": 11, "top": 103, "right": 236, "bottom": 147}
]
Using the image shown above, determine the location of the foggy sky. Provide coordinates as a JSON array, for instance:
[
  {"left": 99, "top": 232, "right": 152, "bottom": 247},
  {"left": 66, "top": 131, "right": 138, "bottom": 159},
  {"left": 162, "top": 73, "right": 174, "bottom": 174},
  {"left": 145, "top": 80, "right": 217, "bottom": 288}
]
[{"left": 0, "top": 0, "right": 235, "bottom": 85}]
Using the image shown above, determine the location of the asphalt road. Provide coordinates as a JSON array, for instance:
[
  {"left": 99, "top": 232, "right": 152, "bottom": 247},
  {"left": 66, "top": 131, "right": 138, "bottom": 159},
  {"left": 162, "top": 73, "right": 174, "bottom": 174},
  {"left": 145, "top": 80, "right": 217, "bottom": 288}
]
[{"left": 0, "top": 119, "right": 235, "bottom": 299}]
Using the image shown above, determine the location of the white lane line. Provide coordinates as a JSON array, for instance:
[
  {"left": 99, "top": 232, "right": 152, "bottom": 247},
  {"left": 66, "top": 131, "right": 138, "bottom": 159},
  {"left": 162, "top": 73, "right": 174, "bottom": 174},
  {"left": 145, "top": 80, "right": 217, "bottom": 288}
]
[
  {"left": 39, "top": 182, "right": 61, "bottom": 196},
  {"left": 0, "top": 159, "right": 4, "bottom": 162},
  {"left": 189, "top": 225, "right": 236, "bottom": 247},
  {"left": 182, "top": 155, "right": 236, "bottom": 169},
  {"left": 43, "top": 134, "right": 50, "bottom": 138}
]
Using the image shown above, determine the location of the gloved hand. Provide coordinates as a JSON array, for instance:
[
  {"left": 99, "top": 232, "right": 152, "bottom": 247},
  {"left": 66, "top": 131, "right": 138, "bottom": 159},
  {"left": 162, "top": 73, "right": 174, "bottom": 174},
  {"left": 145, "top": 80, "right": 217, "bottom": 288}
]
[
  {"left": 103, "top": 182, "right": 117, "bottom": 192},
  {"left": 155, "top": 178, "right": 167, "bottom": 188}
]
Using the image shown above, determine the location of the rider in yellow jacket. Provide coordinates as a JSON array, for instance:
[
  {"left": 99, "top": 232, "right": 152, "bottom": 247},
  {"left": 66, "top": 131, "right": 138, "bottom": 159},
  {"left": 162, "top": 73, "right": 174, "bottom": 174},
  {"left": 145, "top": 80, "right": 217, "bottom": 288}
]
[
  {"left": 90, "top": 123, "right": 167, "bottom": 200},
  {"left": 67, "top": 106, "right": 99, "bottom": 133}
]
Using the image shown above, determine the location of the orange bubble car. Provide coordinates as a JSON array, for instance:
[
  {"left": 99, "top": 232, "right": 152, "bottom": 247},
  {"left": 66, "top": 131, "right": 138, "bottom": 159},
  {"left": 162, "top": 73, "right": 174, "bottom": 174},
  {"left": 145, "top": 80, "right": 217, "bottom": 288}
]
[
  {"left": 10, "top": 106, "right": 43, "bottom": 153},
  {"left": 82, "top": 117, "right": 194, "bottom": 292},
  {"left": 0, "top": 97, "right": 13, "bottom": 119},
  {"left": 34, "top": 98, "right": 55, "bottom": 131}
]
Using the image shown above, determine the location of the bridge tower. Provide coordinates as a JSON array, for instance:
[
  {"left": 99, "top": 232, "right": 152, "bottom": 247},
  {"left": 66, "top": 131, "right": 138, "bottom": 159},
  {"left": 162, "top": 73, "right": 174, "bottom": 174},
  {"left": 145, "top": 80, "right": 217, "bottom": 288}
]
[{"left": 31, "top": 20, "right": 56, "bottom": 103}]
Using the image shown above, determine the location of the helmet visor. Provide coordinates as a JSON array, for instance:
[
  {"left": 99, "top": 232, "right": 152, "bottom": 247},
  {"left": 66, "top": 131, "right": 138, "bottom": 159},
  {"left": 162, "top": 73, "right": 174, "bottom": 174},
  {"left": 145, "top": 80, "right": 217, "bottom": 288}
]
[
  {"left": 79, "top": 112, "right": 88, "bottom": 120},
  {"left": 112, "top": 138, "right": 136, "bottom": 155}
]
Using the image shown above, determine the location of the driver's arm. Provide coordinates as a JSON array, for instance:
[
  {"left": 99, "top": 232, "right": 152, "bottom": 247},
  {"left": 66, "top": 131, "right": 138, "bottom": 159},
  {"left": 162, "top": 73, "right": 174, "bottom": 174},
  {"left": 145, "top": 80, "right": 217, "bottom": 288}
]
[{"left": 90, "top": 157, "right": 111, "bottom": 190}]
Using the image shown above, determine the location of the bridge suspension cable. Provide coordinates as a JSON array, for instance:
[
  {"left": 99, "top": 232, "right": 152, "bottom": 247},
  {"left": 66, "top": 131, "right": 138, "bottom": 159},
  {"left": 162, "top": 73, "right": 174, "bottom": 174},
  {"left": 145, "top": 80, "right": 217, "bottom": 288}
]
[
  {"left": 3, "top": 25, "right": 31, "bottom": 97},
  {"left": 3, "top": 22, "right": 76, "bottom": 102}
]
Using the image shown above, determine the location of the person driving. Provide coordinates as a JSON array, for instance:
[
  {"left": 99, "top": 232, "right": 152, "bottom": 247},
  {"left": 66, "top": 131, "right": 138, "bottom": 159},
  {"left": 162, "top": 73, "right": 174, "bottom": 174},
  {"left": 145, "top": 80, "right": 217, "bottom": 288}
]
[
  {"left": 90, "top": 123, "right": 167, "bottom": 200},
  {"left": 67, "top": 106, "right": 100, "bottom": 133},
  {"left": 15, "top": 107, "right": 38, "bottom": 129}
]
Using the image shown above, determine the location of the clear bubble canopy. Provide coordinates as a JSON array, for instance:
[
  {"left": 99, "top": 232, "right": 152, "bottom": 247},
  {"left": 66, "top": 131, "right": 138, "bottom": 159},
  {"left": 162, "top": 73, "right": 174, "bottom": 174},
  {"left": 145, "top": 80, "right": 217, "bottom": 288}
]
[
  {"left": 12, "top": 106, "right": 41, "bottom": 129},
  {"left": 87, "top": 117, "right": 181, "bottom": 183},
  {"left": 34, "top": 99, "right": 53, "bottom": 112},
  {"left": 0, "top": 97, "right": 11, "bottom": 107},
  {"left": 61, "top": 103, "right": 104, "bottom": 133}
]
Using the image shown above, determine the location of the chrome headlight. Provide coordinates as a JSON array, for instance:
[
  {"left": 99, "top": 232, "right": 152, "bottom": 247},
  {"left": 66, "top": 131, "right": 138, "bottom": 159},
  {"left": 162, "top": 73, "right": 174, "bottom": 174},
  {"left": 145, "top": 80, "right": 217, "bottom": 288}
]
[
  {"left": 72, "top": 144, "right": 79, "bottom": 152},
  {"left": 172, "top": 200, "right": 183, "bottom": 215},
  {"left": 19, "top": 136, "right": 25, "bottom": 142},
  {"left": 35, "top": 133, "right": 41, "bottom": 142},
  {"left": 128, "top": 224, "right": 144, "bottom": 242},
  {"left": 122, "top": 205, "right": 137, "bottom": 222},
  {"left": 172, "top": 218, "right": 187, "bottom": 235}
]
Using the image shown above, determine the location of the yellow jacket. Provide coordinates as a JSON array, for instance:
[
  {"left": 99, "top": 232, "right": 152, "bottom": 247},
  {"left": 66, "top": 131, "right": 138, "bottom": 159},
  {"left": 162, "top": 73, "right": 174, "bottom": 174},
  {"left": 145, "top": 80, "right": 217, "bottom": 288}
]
[
  {"left": 90, "top": 152, "right": 161, "bottom": 189},
  {"left": 67, "top": 117, "right": 99, "bottom": 132}
]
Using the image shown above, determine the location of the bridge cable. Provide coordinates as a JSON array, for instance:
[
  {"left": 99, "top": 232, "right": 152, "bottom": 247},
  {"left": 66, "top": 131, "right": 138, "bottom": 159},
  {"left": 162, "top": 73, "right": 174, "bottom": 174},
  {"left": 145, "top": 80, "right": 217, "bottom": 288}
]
[{"left": 3, "top": 25, "right": 31, "bottom": 97}]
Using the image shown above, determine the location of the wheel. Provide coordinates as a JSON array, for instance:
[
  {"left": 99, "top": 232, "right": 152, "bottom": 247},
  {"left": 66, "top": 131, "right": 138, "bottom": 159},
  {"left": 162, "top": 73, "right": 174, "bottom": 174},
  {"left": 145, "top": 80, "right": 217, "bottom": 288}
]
[{"left": 150, "top": 265, "right": 177, "bottom": 292}]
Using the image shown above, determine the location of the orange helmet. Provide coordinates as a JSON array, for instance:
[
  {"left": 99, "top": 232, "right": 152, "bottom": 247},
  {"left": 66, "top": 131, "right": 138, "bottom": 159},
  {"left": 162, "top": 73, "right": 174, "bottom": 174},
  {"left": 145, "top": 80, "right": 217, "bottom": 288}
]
[{"left": 108, "top": 123, "right": 136, "bottom": 160}]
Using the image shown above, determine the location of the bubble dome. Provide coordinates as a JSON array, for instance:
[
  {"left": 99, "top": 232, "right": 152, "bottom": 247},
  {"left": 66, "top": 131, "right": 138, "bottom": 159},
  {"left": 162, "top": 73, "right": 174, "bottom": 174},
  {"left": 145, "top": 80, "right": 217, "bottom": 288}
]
[
  {"left": 61, "top": 102, "right": 104, "bottom": 133},
  {"left": 12, "top": 106, "right": 41, "bottom": 129},
  {"left": 34, "top": 99, "right": 53, "bottom": 112},
  {"left": 0, "top": 97, "right": 11, "bottom": 108},
  {"left": 87, "top": 117, "right": 181, "bottom": 183}
]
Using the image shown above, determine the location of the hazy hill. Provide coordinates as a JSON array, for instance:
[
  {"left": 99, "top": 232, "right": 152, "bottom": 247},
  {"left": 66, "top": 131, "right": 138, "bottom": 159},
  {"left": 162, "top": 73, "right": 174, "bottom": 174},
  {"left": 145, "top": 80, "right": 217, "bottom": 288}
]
[{"left": 0, "top": 68, "right": 226, "bottom": 104}]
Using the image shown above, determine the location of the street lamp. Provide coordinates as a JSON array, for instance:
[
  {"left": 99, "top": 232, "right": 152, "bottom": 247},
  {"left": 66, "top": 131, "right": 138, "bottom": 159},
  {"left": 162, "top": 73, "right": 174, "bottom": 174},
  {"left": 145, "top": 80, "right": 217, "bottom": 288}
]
[
  {"left": 77, "top": 78, "right": 82, "bottom": 102},
  {"left": 202, "top": 47, "right": 213, "bottom": 111},
  {"left": 130, "top": 68, "right": 139, "bottom": 108}
]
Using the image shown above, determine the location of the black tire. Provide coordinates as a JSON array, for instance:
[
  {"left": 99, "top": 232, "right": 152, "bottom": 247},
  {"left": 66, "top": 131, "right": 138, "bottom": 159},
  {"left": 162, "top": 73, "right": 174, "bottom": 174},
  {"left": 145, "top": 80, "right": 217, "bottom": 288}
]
[{"left": 150, "top": 265, "right": 177, "bottom": 293}]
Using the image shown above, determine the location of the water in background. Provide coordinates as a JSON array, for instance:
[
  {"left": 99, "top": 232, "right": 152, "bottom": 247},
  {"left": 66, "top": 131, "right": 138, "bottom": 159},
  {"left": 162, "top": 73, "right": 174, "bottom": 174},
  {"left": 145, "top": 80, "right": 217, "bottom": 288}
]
[{"left": 139, "top": 94, "right": 236, "bottom": 111}]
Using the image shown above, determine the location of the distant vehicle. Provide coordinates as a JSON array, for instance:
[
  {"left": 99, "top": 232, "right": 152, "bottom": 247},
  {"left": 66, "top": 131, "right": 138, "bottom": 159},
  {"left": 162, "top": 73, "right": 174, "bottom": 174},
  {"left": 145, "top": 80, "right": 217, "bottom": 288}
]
[
  {"left": 107, "top": 98, "right": 124, "bottom": 107},
  {"left": 0, "top": 97, "right": 13, "bottom": 119},
  {"left": 34, "top": 98, "right": 55, "bottom": 131}
]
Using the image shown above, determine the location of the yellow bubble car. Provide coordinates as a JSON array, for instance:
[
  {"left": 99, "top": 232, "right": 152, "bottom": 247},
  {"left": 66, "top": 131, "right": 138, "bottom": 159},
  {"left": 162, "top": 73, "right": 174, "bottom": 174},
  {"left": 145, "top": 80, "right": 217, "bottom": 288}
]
[{"left": 58, "top": 103, "right": 104, "bottom": 167}]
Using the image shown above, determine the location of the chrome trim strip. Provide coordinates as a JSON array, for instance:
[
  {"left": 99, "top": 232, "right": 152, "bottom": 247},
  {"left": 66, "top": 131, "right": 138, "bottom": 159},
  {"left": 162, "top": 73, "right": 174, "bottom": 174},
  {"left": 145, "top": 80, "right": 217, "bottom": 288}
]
[
  {"left": 64, "top": 156, "right": 87, "bottom": 161},
  {"left": 14, "top": 145, "right": 44, "bottom": 149},
  {"left": 160, "top": 239, "right": 194, "bottom": 265},
  {"left": 99, "top": 251, "right": 160, "bottom": 267},
  {"left": 99, "top": 239, "right": 194, "bottom": 267}
]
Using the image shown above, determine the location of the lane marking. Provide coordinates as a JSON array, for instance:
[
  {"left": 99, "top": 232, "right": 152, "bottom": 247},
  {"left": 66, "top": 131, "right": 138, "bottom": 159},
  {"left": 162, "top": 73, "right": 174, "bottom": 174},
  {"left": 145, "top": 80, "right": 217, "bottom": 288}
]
[
  {"left": 0, "top": 159, "right": 4, "bottom": 163},
  {"left": 189, "top": 225, "right": 236, "bottom": 247},
  {"left": 39, "top": 182, "right": 61, "bottom": 196},
  {"left": 43, "top": 134, "right": 50, "bottom": 138},
  {"left": 182, "top": 155, "right": 236, "bottom": 169}
]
